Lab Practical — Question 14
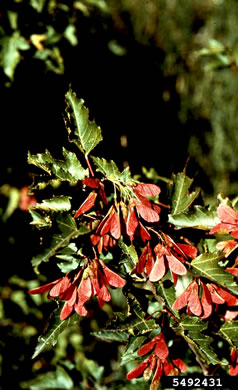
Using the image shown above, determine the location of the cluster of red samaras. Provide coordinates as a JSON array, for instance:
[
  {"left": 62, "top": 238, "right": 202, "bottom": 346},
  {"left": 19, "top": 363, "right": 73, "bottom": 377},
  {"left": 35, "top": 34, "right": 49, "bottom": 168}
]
[
  {"left": 131, "top": 234, "right": 197, "bottom": 284},
  {"left": 172, "top": 279, "right": 238, "bottom": 320},
  {"left": 126, "top": 333, "right": 186, "bottom": 389},
  {"left": 74, "top": 178, "right": 161, "bottom": 253},
  {"left": 28, "top": 258, "right": 125, "bottom": 320}
]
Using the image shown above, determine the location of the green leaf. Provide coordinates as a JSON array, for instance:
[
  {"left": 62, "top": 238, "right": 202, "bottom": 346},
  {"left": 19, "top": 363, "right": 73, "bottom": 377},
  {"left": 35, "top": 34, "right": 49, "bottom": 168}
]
[
  {"left": 170, "top": 171, "right": 199, "bottom": 215},
  {"left": 91, "top": 156, "right": 132, "bottom": 183},
  {"left": 168, "top": 206, "right": 220, "bottom": 230},
  {"left": 191, "top": 252, "right": 238, "bottom": 296},
  {"left": 29, "top": 209, "right": 52, "bottom": 228},
  {"left": 65, "top": 89, "right": 102, "bottom": 156},
  {"left": 118, "top": 239, "right": 138, "bottom": 272},
  {"left": 219, "top": 321, "right": 238, "bottom": 348},
  {"left": 91, "top": 330, "right": 129, "bottom": 342},
  {"left": 177, "top": 317, "right": 223, "bottom": 365},
  {"left": 31, "top": 214, "right": 90, "bottom": 270},
  {"left": 32, "top": 304, "right": 79, "bottom": 358},
  {"left": 33, "top": 196, "right": 71, "bottom": 212},
  {"left": 28, "top": 148, "right": 88, "bottom": 186},
  {"left": 0, "top": 31, "right": 30, "bottom": 80},
  {"left": 157, "top": 280, "right": 178, "bottom": 318},
  {"left": 56, "top": 243, "right": 82, "bottom": 272},
  {"left": 21, "top": 365, "right": 74, "bottom": 389},
  {"left": 121, "top": 336, "right": 147, "bottom": 365},
  {"left": 30, "top": 0, "right": 47, "bottom": 13}
]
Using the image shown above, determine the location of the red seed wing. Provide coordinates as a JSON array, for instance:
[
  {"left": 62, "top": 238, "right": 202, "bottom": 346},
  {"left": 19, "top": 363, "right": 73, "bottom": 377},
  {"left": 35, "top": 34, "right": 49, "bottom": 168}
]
[
  {"left": 28, "top": 278, "right": 61, "bottom": 295},
  {"left": 99, "top": 259, "right": 125, "bottom": 288},
  {"left": 226, "top": 268, "right": 238, "bottom": 277},
  {"left": 166, "top": 254, "right": 187, "bottom": 275},
  {"left": 134, "top": 183, "right": 161, "bottom": 197},
  {"left": 126, "top": 359, "right": 149, "bottom": 380},
  {"left": 217, "top": 204, "right": 238, "bottom": 224},
  {"left": 74, "top": 191, "right": 97, "bottom": 219},
  {"left": 82, "top": 178, "right": 100, "bottom": 188},
  {"left": 110, "top": 212, "right": 121, "bottom": 240},
  {"left": 188, "top": 284, "right": 202, "bottom": 316},
  {"left": 154, "top": 334, "right": 169, "bottom": 359},
  {"left": 172, "top": 286, "right": 191, "bottom": 310},
  {"left": 49, "top": 276, "right": 71, "bottom": 297},
  {"left": 216, "top": 287, "right": 238, "bottom": 306},
  {"left": 60, "top": 302, "right": 73, "bottom": 320},
  {"left": 139, "top": 222, "right": 151, "bottom": 241},
  {"left": 149, "top": 256, "right": 166, "bottom": 282},
  {"left": 137, "top": 338, "right": 157, "bottom": 356},
  {"left": 207, "top": 284, "right": 225, "bottom": 304},
  {"left": 77, "top": 277, "right": 93, "bottom": 304},
  {"left": 176, "top": 243, "right": 197, "bottom": 259},
  {"left": 126, "top": 206, "right": 139, "bottom": 240},
  {"left": 145, "top": 244, "right": 155, "bottom": 275},
  {"left": 99, "top": 213, "right": 113, "bottom": 236},
  {"left": 201, "top": 283, "right": 213, "bottom": 319},
  {"left": 136, "top": 203, "right": 160, "bottom": 223},
  {"left": 172, "top": 359, "right": 187, "bottom": 373}
]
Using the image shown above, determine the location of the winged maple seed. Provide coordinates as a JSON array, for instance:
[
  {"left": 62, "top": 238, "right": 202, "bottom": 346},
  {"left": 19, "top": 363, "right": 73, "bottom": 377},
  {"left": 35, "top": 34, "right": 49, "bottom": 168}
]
[
  {"left": 131, "top": 234, "right": 197, "bottom": 285},
  {"left": 209, "top": 204, "right": 238, "bottom": 238},
  {"left": 172, "top": 279, "right": 238, "bottom": 318},
  {"left": 28, "top": 258, "right": 125, "bottom": 320},
  {"left": 126, "top": 333, "right": 186, "bottom": 389},
  {"left": 229, "top": 348, "right": 238, "bottom": 375}
]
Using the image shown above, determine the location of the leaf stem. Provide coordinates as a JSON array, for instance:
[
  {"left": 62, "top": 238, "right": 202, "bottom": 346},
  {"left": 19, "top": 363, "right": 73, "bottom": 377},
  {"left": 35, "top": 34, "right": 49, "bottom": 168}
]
[{"left": 85, "top": 155, "right": 94, "bottom": 177}]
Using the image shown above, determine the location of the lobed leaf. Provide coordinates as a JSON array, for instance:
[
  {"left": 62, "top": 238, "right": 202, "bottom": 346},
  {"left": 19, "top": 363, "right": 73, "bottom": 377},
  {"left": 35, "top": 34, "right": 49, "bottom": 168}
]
[
  {"left": 28, "top": 148, "right": 88, "bottom": 187},
  {"left": 65, "top": 89, "right": 102, "bottom": 156},
  {"left": 121, "top": 336, "right": 147, "bottom": 365},
  {"left": 91, "top": 156, "right": 132, "bottom": 183},
  {"left": 157, "top": 280, "right": 178, "bottom": 318},
  {"left": 168, "top": 206, "right": 220, "bottom": 230},
  {"left": 32, "top": 304, "right": 79, "bottom": 359},
  {"left": 33, "top": 196, "right": 72, "bottom": 212},
  {"left": 178, "top": 317, "right": 223, "bottom": 365},
  {"left": 170, "top": 171, "right": 199, "bottom": 215},
  {"left": 191, "top": 252, "right": 238, "bottom": 296},
  {"left": 219, "top": 321, "right": 238, "bottom": 348},
  {"left": 31, "top": 214, "right": 90, "bottom": 270}
]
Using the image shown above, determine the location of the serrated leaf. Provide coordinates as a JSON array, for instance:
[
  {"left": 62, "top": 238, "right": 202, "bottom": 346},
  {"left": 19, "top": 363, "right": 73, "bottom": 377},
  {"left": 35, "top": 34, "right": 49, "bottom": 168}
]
[
  {"left": 92, "top": 156, "right": 132, "bottom": 183},
  {"left": 20, "top": 365, "right": 74, "bottom": 390},
  {"left": 28, "top": 148, "right": 88, "bottom": 187},
  {"left": 32, "top": 305, "right": 79, "bottom": 359},
  {"left": 31, "top": 214, "right": 90, "bottom": 269},
  {"left": 179, "top": 317, "right": 223, "bottom": 365},
  {"left": 29, "top": 209, "right": 52, "bottom": 228},
  {"left": 91, "top": 330, "right": 129, "bottom": 342},
  {"left": 121, "top": 336, "right": 147, "bottom": 365},
  {"left": 191, "top": 252, "right": 238, "bottom": 296},
  {"left": 33, "top": 196, "right": 71, "bottom": 212},
  {"left": 219, "top": 321, "right": 238, "bottom": 348},
  {"left": 0, "top": 31, "right": 30, "bottom": 80},
  {"left": 170, "top": 171, "right": 199, "bottom": 215},
  {"left": 65, "top": 89, "right": 102, "bottom": 156},
  {"left": 118, "top": 239, "right": 138, "bottom": 272},
  {"left": 157, "top": 281, "right": 178, "bottom": 318},
  {"left": 168, "top": 206, "right": 220, "bottom": 230}
]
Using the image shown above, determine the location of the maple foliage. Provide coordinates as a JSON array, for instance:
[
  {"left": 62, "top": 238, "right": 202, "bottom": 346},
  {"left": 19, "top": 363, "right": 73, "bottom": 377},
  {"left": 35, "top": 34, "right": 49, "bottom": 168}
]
[{"left": 26, "top": 89, "right": 238, "bottom": 389}]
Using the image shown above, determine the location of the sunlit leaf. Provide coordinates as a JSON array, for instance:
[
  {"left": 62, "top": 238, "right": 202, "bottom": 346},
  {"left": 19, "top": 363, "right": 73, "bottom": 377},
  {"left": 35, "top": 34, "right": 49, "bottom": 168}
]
[
  {"left": 191, "top": 252, "right": 238, "bottom": 296},
  {"left": 28, "top": 148, "right": 88, "bottom": 187},
  {"left": 219, "top": 321, "right": 238, "bottom": 348},
  {"left": 33, "top": 196, "right": 71, "bottom": 212},
  {"left": 32, "top": 304, "right": 79, "bottom": 359},
  {"left": 20, "top": 365, "right": 74, "bottom": 389},
  {"left": 65, "top": 89, "right": 102, "bottom": 156},
  {"left": 170, "top": 171, "right": 199, "bottom": 215},
  {"left": 91, "top": 156, "right": 132, "bottom": 183},
  {"left": 0, "top": 31, "right": 30, "bottom": 80},
  {"left": 31, "top": 214, "right": 90, "bottom": 270},
  {"left": 168, "top": 206, "right": 220, "bottom": 230},
  {"left": 176, "top": 317, "right": 224, "bottom": 365}
]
